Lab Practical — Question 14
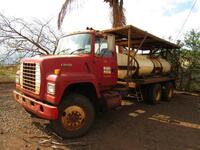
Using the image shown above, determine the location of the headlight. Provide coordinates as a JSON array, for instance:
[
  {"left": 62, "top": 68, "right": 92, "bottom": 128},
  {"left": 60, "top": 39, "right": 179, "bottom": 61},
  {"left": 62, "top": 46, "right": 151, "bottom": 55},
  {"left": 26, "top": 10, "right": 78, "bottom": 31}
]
[
  {"left": 15, "top": 75, "right": 19, "bottom": 84},
  {"left": 47, "top": 83, "right": 55, "bottom": 95}
]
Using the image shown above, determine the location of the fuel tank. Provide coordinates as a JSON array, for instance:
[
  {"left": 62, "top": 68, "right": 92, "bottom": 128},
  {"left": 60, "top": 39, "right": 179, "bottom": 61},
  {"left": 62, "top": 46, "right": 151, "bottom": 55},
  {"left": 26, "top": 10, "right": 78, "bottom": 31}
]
[{"left": 117, "top": 53, "right": 171, "bottom": 79}]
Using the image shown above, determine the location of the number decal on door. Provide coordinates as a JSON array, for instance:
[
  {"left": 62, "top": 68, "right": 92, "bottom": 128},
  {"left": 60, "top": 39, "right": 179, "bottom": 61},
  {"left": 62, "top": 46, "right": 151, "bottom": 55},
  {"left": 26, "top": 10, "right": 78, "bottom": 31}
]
[{"left": 103, "top": 66, "right": 111, "bottom": 77}]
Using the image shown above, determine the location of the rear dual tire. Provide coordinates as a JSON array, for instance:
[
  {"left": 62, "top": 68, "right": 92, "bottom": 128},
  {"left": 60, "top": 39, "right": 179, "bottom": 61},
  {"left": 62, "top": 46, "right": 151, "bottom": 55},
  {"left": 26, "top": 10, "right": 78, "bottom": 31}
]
[
  {"left": 149, "top": 84, "right": 162, "bottom": 104},
  {"left": 162, "top": 82, "right": 174, "bottom": 101},
  {"left": 142, "top": 82, "right": 174, "bottom": 104}
]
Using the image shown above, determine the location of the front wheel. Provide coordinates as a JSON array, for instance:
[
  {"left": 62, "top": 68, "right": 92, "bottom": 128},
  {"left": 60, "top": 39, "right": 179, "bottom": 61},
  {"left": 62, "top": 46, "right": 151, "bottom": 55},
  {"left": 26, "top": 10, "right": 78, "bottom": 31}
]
[{"left": 51, "top": 94, "right": 95, "bottom": 138}]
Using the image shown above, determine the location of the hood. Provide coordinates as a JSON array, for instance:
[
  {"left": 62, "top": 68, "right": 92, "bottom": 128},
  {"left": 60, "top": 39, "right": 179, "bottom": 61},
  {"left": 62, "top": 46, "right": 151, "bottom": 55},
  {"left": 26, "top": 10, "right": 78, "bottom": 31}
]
[
  {"left": 21, "top": 54, "right": 87, "bottom": 63},
  {"left": 21, "top": 54, "right": 92, "bottom": 75}
]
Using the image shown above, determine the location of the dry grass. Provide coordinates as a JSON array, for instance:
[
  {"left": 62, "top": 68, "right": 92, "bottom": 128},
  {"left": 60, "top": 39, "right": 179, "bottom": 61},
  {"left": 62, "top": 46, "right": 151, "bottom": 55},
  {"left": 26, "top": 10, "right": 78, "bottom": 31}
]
[{"left": 0, "top": 65, "right": 18, "bottom": 83}]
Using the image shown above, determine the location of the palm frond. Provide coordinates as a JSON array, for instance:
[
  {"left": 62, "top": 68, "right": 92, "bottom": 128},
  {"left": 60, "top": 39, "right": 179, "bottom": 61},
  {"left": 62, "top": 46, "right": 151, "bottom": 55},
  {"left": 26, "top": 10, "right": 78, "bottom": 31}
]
[
  {"left": 104, "top": 0, "right": 114, "bottom": 6},
  {"left": 58, "top": 0, "right": 75, "bottom": 29},
  {"left": 105, "top": 0, "right": 126, "bottom": 28},
  {"left": 58, "top": 0, "right": 126, "bottom": 29}
]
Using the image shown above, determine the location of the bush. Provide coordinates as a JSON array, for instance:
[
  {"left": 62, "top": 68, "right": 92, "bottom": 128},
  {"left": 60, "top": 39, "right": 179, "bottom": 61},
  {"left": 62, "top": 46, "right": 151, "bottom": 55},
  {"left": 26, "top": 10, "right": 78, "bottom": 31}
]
[{"left": 0, "top": 65, "right": 18, "bottom": 82}]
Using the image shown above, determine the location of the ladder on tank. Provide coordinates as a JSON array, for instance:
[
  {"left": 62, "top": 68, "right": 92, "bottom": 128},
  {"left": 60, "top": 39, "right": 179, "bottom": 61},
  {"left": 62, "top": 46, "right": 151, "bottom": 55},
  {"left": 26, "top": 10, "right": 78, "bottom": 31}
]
[
  {"left": 131, "top": 85, "right": 144, "bottom": 102},
  {"left": 126, "top": 51, "right": 135, "bottom": 85},
  {"left": 126, "top": 51, "right": 144, "bottom": 102},
  {"left": 126, "top": 32, "right": 147, "bottom": 86}
]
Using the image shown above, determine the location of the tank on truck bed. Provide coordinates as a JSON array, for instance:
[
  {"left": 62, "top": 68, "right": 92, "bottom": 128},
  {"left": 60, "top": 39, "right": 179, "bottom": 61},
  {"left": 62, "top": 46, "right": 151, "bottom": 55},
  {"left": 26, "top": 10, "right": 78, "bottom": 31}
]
[{"left": 102, "top": 25, "right": 180, "bottom": 87}]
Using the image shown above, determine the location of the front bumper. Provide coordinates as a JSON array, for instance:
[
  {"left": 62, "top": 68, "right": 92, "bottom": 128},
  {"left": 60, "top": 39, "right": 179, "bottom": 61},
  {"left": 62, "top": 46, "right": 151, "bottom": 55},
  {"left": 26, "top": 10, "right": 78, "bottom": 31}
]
[{"left": 13, "top": 90, "right": 58, "bottom": 120}]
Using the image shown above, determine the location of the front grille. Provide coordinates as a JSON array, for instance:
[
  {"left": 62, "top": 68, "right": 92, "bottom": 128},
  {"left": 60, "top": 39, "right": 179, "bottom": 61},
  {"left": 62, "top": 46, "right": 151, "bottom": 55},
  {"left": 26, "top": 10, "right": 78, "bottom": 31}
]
[{"left": 22, "top": 63, "right": 36, "bottom": 92}]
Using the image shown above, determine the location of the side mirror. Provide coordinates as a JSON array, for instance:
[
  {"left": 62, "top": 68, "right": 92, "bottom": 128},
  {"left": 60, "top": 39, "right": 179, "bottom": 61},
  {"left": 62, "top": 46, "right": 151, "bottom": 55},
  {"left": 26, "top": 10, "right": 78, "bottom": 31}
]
[{"left": 107, "top": 35, "right": 115, "bottom": 51}]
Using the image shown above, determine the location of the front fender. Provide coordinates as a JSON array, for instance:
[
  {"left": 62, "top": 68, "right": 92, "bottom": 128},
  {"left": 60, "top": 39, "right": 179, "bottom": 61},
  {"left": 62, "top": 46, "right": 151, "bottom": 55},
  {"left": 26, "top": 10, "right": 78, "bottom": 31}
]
[{"left": 45, "top": 73, "right": 100, "bottom": 105}]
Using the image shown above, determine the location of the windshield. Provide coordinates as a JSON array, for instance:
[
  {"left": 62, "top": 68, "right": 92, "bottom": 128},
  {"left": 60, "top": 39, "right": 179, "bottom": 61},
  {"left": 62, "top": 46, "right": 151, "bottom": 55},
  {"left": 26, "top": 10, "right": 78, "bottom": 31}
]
[{"left": 56, "top": 33, "right": 91, "bottom": 55}]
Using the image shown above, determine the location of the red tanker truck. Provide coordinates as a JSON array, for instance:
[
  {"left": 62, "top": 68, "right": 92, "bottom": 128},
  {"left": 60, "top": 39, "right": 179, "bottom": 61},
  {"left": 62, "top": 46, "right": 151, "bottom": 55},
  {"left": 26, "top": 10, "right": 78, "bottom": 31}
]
[{"left": 13, "top": 25, "right": 180, "bottom": 138}]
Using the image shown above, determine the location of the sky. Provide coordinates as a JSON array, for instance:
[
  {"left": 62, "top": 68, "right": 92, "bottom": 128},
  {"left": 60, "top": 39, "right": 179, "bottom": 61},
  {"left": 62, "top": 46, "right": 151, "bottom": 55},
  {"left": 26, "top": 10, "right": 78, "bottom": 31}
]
[{"left": 0, "top": 0, "right": 200, "bottom": 42}]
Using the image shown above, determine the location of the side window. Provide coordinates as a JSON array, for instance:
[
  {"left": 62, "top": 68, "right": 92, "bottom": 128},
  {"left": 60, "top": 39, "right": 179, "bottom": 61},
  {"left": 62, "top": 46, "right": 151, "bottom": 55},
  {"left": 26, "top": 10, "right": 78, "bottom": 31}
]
[{"left": 95, "top": 37, "right": 113, "bottom": 57}]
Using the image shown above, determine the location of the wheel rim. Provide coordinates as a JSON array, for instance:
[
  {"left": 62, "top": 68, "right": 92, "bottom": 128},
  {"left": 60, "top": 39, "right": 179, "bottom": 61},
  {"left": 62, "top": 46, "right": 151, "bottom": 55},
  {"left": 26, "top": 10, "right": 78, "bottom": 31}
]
[
  {"left": 155, "top": 88, "right": 161, "bottom": 102},
  {"left": 61, "top": 105, "right": 86, "bottom": 131}
]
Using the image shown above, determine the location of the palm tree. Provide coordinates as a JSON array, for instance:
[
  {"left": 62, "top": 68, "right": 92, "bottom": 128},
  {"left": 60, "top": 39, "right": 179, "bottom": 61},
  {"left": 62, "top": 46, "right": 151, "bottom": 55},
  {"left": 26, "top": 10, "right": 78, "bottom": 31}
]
[{"left": 57, "top": 0, "right": 126, "bottom": 29}]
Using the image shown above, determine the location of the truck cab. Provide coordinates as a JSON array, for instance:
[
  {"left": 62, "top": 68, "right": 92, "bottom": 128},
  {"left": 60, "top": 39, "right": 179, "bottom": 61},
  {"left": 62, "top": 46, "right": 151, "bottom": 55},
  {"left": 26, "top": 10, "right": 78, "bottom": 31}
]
[
  {"left": 13, "top": 29, "right": 120, "bottom": 138},
  {"left": 13, "top": 25, "right": 179, "bottom": 138}
]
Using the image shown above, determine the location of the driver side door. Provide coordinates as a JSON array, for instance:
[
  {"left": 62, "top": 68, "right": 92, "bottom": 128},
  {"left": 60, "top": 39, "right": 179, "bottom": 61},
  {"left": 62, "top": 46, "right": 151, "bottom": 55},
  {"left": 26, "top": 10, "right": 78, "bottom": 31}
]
[{"left": 93, "top": 36, "right": 117, "bottom": 88}]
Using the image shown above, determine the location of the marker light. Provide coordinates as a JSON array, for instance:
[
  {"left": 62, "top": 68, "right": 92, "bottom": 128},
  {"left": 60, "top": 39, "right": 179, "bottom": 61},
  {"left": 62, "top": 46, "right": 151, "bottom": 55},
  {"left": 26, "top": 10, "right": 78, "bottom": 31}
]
[{"left": 54, "top": 69, "right": 61, "bottom": 75}]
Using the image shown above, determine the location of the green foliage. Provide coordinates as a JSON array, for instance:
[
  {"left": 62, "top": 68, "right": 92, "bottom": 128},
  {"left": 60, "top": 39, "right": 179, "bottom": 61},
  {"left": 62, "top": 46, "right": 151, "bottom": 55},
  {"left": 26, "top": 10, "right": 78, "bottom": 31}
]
[
  {"left": 0, "top": 65, "right": 17, "bottom": 82},
  {"left": 181, "top": 50, "right": 200, "bottom": 68},
  {"left": 178, "top": 29, "right": 200, "bottom": 91},
  {"left": 184, "top": 29, "right": 200, "bottom": 51}
]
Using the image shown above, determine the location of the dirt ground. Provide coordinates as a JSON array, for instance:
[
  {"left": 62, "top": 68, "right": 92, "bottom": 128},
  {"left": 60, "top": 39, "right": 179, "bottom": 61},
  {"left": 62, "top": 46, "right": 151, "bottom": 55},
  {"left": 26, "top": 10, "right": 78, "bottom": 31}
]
[{"left": 0, "top": 83, "right": 200, "bottom": 150}]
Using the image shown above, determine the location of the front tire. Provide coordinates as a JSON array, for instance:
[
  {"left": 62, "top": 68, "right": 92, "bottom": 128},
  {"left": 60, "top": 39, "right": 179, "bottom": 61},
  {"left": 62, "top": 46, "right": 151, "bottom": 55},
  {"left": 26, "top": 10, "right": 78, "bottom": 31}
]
[{"left": 51, "top": 94, "right": 95, "bottom": 138}]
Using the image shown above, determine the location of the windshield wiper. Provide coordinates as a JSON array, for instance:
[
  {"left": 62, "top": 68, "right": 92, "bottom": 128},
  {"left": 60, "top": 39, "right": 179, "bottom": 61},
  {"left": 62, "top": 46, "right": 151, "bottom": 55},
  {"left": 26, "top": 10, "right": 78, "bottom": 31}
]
[
  {"left": 57, "top": 48, "right": 71, "bottom": 55},
  {"left": 70, "top": 48, "right": 86, "bottom": 55}
]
